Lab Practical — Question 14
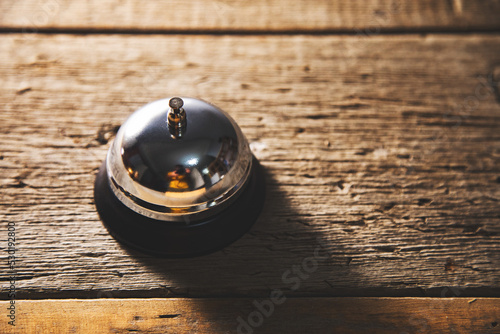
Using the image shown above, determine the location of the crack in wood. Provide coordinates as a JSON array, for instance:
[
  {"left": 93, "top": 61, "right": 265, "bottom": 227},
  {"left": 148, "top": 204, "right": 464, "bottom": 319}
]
[{"left": 158, "top": 314, "right": 181, "bottom": 319}]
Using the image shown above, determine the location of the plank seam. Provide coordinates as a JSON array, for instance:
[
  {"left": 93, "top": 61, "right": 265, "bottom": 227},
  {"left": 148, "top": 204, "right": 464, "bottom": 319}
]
[{"left": 1, "top": 26, "right": 500, "bottom": 36}]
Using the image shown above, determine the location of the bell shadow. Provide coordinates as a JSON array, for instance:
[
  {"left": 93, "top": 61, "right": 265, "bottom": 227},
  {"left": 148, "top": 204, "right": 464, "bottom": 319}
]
[{"left": 121, "top": 163, "right": 344, "bottom": 298}]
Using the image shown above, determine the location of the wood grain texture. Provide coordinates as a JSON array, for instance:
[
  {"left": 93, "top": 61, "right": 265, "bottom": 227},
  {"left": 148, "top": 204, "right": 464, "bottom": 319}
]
[
  {"left": 1, "top": 298, "right": 499, "bottom": 333},
  {"left": 1, "top": 0, "right": 500, "bottom": 32},
  {"left": 0, "top": 34, "right": 499, "bottom": 298}
]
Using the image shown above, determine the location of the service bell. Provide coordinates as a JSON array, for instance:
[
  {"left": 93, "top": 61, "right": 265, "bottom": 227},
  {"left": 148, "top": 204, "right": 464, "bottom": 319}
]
[{"left": 94, "top": 97, "right": 265, "bottom": 257}]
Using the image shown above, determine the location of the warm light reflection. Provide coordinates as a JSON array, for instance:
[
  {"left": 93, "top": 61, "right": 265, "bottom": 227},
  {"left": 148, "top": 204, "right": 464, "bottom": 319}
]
[
  {"left": 127, "top": 167, "right": 139, "bottom": 180},
  {"left": 167, "top": 165, "right": 191, "bottom": 190}
]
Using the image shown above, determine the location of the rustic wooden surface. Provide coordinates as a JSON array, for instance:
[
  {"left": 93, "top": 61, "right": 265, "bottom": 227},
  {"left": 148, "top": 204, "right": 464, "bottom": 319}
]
[
  {"left": 1, "top": 0, "right": 500, "bottom": 32},
  {"left": 1, "top": 34, "right": 499, "bottom": 299},
  {"left": 1, "top": 298, "right": 499, "bottom": 333},
  {"left": 0, "top": 0, "right": 500, "bottom": 332}
]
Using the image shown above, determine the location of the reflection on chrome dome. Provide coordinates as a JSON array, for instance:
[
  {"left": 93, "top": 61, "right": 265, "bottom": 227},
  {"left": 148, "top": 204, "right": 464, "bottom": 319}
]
[{"left": 106, "top": 97, "right": 253, "bottom": 223}]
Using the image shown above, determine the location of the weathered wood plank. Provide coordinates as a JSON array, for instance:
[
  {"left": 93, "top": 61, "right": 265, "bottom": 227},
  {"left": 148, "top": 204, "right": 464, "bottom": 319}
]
[
  {"left": 0, "top": 34, "right": 499, "bottom": 298},
  {"left": 0, "top": 298, "right": 499, "bottom": 333},
  {"left": 1, "top": 0, "right": 500, "bottom": 32}
]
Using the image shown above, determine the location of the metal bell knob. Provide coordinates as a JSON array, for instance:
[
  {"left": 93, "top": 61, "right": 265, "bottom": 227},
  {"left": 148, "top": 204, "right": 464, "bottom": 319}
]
[
  {"left": 94, "top": 97, "right": 266, "bottom": 257},
  {"left": 167, "top": 97, "right": 186, "bottom": 139}
]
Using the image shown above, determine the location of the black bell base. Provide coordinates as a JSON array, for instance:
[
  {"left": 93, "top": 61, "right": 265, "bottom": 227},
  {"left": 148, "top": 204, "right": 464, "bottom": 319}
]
[{"left": 94, "top": 157, "right": 265, "bottom": 258}]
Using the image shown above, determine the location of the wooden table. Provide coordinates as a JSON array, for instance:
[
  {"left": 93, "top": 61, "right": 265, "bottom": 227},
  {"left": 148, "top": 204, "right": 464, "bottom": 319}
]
[{"left": 1, "top": 1, "right": 499, "bottom": 333}]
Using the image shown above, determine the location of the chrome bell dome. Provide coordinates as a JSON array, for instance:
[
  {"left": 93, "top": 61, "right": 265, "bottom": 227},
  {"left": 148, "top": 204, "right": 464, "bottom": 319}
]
[
  {"left": 107, "top": 97, "right": 253, "bottom": 223},
  {"left": 94, "top": 97, "right": 265, "bottom": 257}
]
